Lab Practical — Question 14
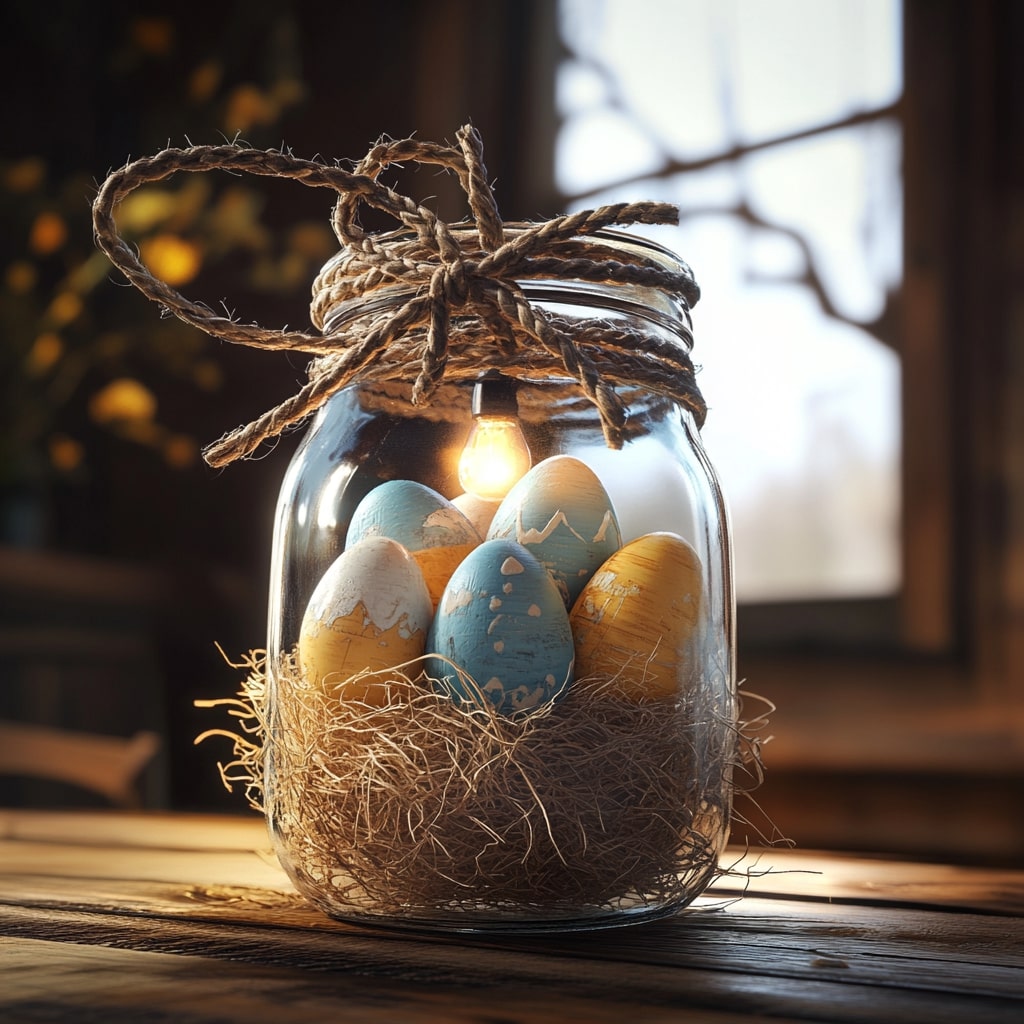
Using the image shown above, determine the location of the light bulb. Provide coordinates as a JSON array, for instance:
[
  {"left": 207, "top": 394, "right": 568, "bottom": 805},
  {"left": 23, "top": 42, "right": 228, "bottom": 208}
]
[{"left": 457, "top": 377, "right": 532, "bottom": 500}]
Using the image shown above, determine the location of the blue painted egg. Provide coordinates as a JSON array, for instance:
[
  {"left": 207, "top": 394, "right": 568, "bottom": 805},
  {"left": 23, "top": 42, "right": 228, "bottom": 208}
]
[
  {"left": 487, "top": 455, "right": 621, "bottom": 608},
  {"left": 347, "top": 480, "right": 481, "bottom": 608},
  {"left": 426, "top": 539, "right": 574, "bottom": 715}
]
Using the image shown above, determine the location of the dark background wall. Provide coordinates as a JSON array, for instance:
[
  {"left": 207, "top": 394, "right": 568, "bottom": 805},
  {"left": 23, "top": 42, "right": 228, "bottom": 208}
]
[{"left": 0, "top": 0, "right": 553, "bottom": 810}]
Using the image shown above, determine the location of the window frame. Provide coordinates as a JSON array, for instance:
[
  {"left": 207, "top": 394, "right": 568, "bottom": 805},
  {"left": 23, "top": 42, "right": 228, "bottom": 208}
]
[
  {"left": 413, "top": 0, "right": 1024, "bottom": 806},
  {"left": 530, "top": 0, "right": 1022, "bottom": 784},
  {"left": 550, "top": 2, "right": 918, "bottom": 654},
  {"left": 731, "top": 0, "right": 1023, "bottom": 783}
]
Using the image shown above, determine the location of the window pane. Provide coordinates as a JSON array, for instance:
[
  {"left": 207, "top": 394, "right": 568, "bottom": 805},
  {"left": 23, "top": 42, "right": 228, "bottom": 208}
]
[
  {"left": 557, "top": 0, "right": 903, "bottom": 602},
  {"left": 557, "top": 0, "right": 902, "bottom": 170}
]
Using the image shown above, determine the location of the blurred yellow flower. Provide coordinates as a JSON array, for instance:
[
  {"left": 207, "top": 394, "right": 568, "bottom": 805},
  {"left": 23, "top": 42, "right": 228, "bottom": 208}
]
[
  {"left": 25, "top": 332, "right": 64, "bottom": 376},
  {"left": 117, "top": 189, "right": 181, "bottom": 233},
  {"left": 140, "top": 234, "right": 202, "bottom": 286},
  {"left": 1, "top": 9, "right": 315, "bottom": 488},
  {"left": 288, "top": 222, "right": 335, "bottom": 260},
  {"left": 224, "top": 83, "right": 276, "bottom": 133},
  {"left": 189, "top": 59, "right": 222, "bottom": 103},
  {"left": 5, "top": 157, "right": 46, "bottom": 193},
  {"left": 46, "top": 291, "right": 83, "bottom": 327},
  {"left": 29, "top": 211, "right": 68, "bottom": 255},
  {"left": 89, "top": 378, "right": 158, "bottom": 424},
  {"left": 208, "top": 186, "right": 270, "bottom": 253},
  {"left": 132, "top": 17, "right": 174, "bottom": 56},
  {"left": 5, "top": 260, "right": 37, "bottom": 293},
  {"left": 163, "top": 434, "right": 199, "bottom": 468},
  {"left": 48, "top": 434, "right": 84, "bottom": 473},
  {"left": 192, "top": 359, "right": 223, "bottom": 391}
]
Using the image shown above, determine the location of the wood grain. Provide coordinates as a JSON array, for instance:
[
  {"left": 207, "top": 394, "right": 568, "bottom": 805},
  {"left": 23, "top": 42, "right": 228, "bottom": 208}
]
[
  {"left": 0, "top": 936, "right": 765, "bottom": 1024},
  {"left": 3, "top": 810, "right": 1021, "bottom": 913},
  {"left": 1, "top": 810, "right": 1022, "bottom": 1023}
]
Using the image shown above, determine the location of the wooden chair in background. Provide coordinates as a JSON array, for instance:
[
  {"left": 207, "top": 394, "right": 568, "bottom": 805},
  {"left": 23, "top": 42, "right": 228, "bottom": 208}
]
[{"left": 0, "top": 720, "right": 160, "bottom": 808}]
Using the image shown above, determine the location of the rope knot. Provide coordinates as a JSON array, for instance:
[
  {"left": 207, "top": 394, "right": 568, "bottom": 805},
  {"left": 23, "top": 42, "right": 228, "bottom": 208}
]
[
  {"left": 432, "top": 259, "right": 474, "bottom": 309},
  {"left": 91, "top": 125, "right": 705, "bottom": 468}
]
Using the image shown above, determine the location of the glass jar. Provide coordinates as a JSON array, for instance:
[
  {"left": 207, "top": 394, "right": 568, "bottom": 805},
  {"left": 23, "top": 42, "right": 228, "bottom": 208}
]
[{"left": 264, "top": 228, "right": 736, "bottom": 933}]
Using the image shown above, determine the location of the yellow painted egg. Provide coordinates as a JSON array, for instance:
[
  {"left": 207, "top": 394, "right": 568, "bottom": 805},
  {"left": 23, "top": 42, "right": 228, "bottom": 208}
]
[
  {"left": 298, "top": 535, "right": 433, "bottom": 702},
  {"left": 487, "top": 455, "right": 621, "bottom": 608},
  {"left": 569, "top": 532, "right": 703, "bottom": 701},
  {"left": 347, "top": 480, "right": 481, "bottom": 609}
]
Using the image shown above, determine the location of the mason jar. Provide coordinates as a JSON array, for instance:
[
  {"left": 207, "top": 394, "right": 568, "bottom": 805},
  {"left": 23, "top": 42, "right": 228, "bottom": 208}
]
[{"left": 264, "top": 227, "right": 736, "bottom": 933}]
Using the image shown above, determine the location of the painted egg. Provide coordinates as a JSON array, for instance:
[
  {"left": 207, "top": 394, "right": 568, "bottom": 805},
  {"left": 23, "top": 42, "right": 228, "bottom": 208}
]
[
  {"left": 426, "top": 538, "right": 574, "bottom": 716},
  {"left": 486, "top": 455, "right": 622, "bottom": 608},
  {"left": 347, "top": 479, "right": 481, "bottom": 608},
  {"left": 298, "top": 535, "right": 433, "bottom": 702},
  {"left": 569, "top": 532, "right": 703, "bottom": 701},
  {"left": 451, "top": 491, "right": 501, "bottom": 537}
]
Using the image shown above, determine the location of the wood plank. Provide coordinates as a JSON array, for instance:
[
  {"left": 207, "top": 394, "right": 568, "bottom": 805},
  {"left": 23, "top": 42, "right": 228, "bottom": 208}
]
[
  {"left": 1, "top": 912, "right": 1021, "bottom": 1024},
  {"left": 1, "top": 880, "right": 1021, "bottom": 999},
  {"left": 0, "top": 546, "right": 166, "bottom": 605},
  {"left": 0, "top": 838, "right": 291, "bottom": 891},
  {"left": 0, "top": 936, "right": 786, "bottom": 1024},
  {"left": 0, "top": 808, "right": 270, "bottom": 850},
  {"left": 715, "top": 848, "right": 1024, "bottom": 915},
  {"left": 3, "top": 810, "right": 1022, "bottom": 914},
  {"left": 2, "top": 810, "right": 1022, "bottom": 1022}
]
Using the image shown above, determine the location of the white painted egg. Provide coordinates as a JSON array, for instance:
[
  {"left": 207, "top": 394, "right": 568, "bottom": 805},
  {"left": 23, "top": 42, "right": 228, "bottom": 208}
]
[
  {"left": 298, "top": 535, "right": 433, "bottom": 702},
  {"left": 486, "top": 455, "right": 622, "bottom": 608},
  {"left": 426, "top": 538, "right": 574, "bottom": 716},
  {"left": 347, "top": 479, "right": 481, "bottom": 608},
  {"left": 569, "top": 532, "right": 703, "bottom": 701}
]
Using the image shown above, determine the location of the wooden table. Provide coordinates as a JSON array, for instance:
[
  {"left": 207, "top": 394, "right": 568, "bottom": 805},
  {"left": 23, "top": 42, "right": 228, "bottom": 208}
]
[{"left": 1, "top": 810, "right": 1021, "bottom": 1022}]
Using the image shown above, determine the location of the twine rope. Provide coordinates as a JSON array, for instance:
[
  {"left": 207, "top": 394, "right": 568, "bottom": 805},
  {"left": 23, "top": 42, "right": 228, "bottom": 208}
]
[{"left": 92, "top": 125, "right": 705, "bottom": 468}]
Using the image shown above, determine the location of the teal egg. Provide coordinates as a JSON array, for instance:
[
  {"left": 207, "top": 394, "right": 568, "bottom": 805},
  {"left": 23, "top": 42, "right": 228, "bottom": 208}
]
[
  {"left": 487, "top": 455, "right": 622, "bottom": 607},
  {"left": 347, "top": 479, "right": 480, "bottom": 552},
  {"left": 426, "top": 539, "right": 574, "bottom": 715}
]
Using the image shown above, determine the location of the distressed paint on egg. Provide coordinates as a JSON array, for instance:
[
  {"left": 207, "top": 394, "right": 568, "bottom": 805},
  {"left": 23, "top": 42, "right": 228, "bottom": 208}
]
[
  {"left": 426, "top": 538, "right": 574, "bottom": 716},
  {"left": 570, "top": 532, "right": 703, "bottom": 701},
  {"left": 298, "top": 535, "right": 433, "bottom": 702},
  {"left": 487, "top": 455, "right": 621, "bottom": 608},
  {"left": 347, "top": 479, "right": 481, "bottom": 608}
]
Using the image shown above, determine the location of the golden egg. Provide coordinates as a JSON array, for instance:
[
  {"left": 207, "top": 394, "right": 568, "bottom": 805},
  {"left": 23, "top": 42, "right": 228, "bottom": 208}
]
[
  {"left": 569, "top": 532, "right": 703, "bottom": 701},
  {"left": 298, "top": 536, "right": 433, "bottom": 703}
]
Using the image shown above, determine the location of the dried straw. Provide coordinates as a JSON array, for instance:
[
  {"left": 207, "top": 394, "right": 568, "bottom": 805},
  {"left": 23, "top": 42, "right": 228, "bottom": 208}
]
[{"left": 198, "top": 649, "right": 747, "bottom": 923}]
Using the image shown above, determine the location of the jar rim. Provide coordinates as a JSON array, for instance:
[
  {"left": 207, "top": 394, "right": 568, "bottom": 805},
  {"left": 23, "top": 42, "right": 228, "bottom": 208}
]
[
  {"left": 316, "top": 224, "right": 698, "bottom": 342},
  {"left": 316, "top": 222, "right": 697, "bottom": 293}
]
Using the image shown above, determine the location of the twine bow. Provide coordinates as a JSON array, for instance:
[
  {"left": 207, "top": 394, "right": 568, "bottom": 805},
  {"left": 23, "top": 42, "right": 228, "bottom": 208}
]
[{"left": 92, "top": 125, "right": 704, "bottom": 468}]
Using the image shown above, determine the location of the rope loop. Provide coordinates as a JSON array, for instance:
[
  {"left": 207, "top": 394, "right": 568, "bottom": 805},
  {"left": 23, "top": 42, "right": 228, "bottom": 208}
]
[{"left": 91, "top": 125, "right": 704, "bottom": 468}]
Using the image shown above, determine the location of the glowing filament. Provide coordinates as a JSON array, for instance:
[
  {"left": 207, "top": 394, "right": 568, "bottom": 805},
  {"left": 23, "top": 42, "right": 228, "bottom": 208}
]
[{"left": 458, "top": 415, "right": 531, "bottom": 500}]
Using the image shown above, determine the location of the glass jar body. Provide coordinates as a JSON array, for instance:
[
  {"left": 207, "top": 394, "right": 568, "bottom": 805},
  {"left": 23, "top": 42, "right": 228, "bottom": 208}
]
[{"left": 264, "top": 275, "right": 736, "bottom": 933}]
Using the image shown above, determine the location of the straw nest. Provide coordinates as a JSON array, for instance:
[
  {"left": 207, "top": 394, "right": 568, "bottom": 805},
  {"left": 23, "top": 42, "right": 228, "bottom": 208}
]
[{"left": 197, "top": 649, "right": 766, "bottom": 919}]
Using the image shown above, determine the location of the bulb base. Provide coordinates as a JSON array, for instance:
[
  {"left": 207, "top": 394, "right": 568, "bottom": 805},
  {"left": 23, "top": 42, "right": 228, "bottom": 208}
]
[{"left": 471, "top": 375, "right": 519, "bottom": 418}]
